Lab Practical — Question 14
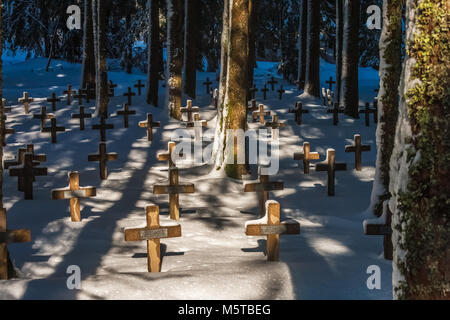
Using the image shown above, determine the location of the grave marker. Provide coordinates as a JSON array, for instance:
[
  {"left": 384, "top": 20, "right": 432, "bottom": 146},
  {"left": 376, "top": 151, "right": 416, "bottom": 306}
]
[
  {"left": 134, "top": 80, "right": 145, "bottom": 96},
  {"left": 294, "top": 142, "right": 320, "bottom": 174},
  {"left": 277, "top": 86, "right": 286, "bottom": 100},
  {"left": 326, "top": 76, "right": 336, "bottom": 91},
  {"left": 345, "top": 134, "right": 371, "bottom": 171},
  {"left": 261, "top": 84, "right": 269, "bottom": 100},
  {"left": 123, "top": 87, "right": 136, "bottom": 105},
  {"left": 316, "top": 149, "right": 347, "bottom": 196},
  {"left": 71, "top": 106, "right": 93, "bottom": 130},
  {"left": 203, "top": 78, "right": 213, "bottom": 94},
  {"left": 365, "top": 205, "right": 393, "bottom": 260},
  {"left": 64, "top": 85, "right": 76, "bottom": 105},
  {"left": 117, "top": 104, "right": 136, "bottom": 128},
  {"left": 289, "top": 102, "right": 308, "bottom": 125},
  {"left": 109, "top": 81, "right": 118, "bottom": 96},
  {"left": 327, "top": 103, "right": 345, "bottom": 126},
  {"left": 249, "top": 85, "right": 258, "bottom": 100},
  {"left": 265, "top": 115, "right": 285, "bottom": 139},
  {"left": 252, "top": 104, "right": 271, "bottom": 124},
  {"left": 92, "top": 116, "right": 114, "bottom": 142},
  {"left": 33, "top": 106, "right": 54, "bottom": 130},
  {"left": 47, "top": 93, "right": 61, "bottom": 112},
  {"left": 158, "top": 142, "right": 180, "bottom": 168},
  {"left": 359, "top": 102, "right": 377, "bottom": 127},
  {"left": 42, "top": 118, "right": 66, "bottom": 144},
  {"left": 88, "top": 143, "right": 118, "bottom": 180},
  {"left": 181, "top": 100, "right": 200, "bottom": 122},
  {"left": 18, "top": 92, "right": 34, "bottom": 114},
  {"left": 268, "top": 77, "right": 278, "bottom": 91},
  {"left": 139, "top": 114, "right": 160, "bottom": 142},
  {"left": 9, "top": 153, "right": 48, "bottom": 200}
]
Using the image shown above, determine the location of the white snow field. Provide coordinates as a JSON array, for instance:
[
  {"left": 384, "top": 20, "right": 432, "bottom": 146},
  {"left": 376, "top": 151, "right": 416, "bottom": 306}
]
[{"left": 0, "top": 57, "right": 392, "bottom": 300}]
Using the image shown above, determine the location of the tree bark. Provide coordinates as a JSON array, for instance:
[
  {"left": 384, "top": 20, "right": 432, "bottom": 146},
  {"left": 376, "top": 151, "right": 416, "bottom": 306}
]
[
  {"left": 335, "top": 0, "right": 344, "bottom": 104},
  {"left": 147, "top": 0, "right": 161, "bottom": 107},
  {"left": 81, "top": 0, "right": 96, "bottom": 92},
  {"left": 297, "top": 0, "right": 307, "bottom": 90},
  {"left": 304, "top": 0, "right": 320, "bottom": 97},
  {"left": 183, "top": 0, "right": 198, "bottom": 99},
  {"left": 166, "top": 0, "right": 185, "bottom": 120},
  {"left": 341, "top": 0, "right": 360, "bottom": 117},
  {"left": 247, "top": 0, "right": 258, "bottom": 92},
  {"left": 218, "top": 0, "right": 230, "bottom": 113}
]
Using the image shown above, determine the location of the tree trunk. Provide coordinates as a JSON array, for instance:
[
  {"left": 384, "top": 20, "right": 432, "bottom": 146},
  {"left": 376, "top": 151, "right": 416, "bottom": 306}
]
[
  {"left": 247, "top": 0, "right": 258, "bottom": 92},
  {"left": 166, "top": 0, "right": 185, "bottom": 120},
  {"left": 125, "top": 10, "right": 133, "bottom": 74},
  {"left": 147, "top": 0, "right": 161, "bottom": 107},
  {"left": 218, "top": 0, "right": 230, "bottom": 113},
  {"left": 183, "top": 0, "right": 198, "bottom": 99},
  {"left": 389, "top": 0, "right": 450, "bottom": 300},
  {"left": 341, "top": 0, "right": 360, "bottom": 117},
  {"left": 297, "top": 0, "right": 307, "bottom": 90},
  {"left": 335, "top": 0, "right": 343, "bottom": 104},
  {"left": 304, "top": 0, "right": 320, "bottom": 97},
  {"left": 81, "top": 0, "right": 96, "bottom": 92}
]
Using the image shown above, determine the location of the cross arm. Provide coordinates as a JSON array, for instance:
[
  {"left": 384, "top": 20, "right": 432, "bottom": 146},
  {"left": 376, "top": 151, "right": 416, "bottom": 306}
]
[
  {"left": 246, "top": 221, "right": 300, "bottom": 236},
  {"left": 0, "top": 229, "right": 31, "bottom": 244},
  {"left": 52, "top": 187, "right": 97, "bottom": 200},
  {"left": 153, "top": 184, "right": 195, "bottom": 195},
  {"left": 124, "top": 224, "right": 181, "bottom": 241},
  {"left": 244, "top": 182, "right": 284, "bottom": 192}
]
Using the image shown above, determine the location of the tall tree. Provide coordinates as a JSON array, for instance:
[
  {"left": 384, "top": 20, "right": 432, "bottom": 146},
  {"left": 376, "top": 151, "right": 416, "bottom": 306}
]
[
  {"left": 166, "top": 0, "right": 185, "bottom": 119},
  {"left": 183, "top": 0, "right": 199, "bottom": 99},
  {"left": 340, "top": 0, "right": 360, "bottom": 117},
  {"left": 218, "top": 0, "right": 231, "bottom": 113},
  {"left": 335, "top": 0, "right": 344, "bottom": 104},
  {"left": 297, "top": 0, "right": 308, "bottom": 90},
  {"left": 147, "top": 0, "right": 161, "bottom": 107},
  {"left": 304, "top": 0, "right": 320, "bottom": 97},
  {"left": 247, "top": 0, "right": 258, "bottom": 92},
  {"left": 81, "top": 0, "right": 96, "bottom": 94}
]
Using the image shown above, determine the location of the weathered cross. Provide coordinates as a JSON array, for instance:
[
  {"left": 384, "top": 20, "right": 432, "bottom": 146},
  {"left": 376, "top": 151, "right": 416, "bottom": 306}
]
[
  {"left": 265, "top": 115, "right": 285, "bottom": 140},
  {"left": 261, "top": 84, "right": 269, "bottom": 100},
  {"left": 359, "top": 102, "right": 377, "bottom": 127},
  {"left": 92, "top": 116, "right": 114, "bottom": 142},
  {"left": 153, "top": 168, "right": 195, "bottom": 221},
  {"left": 18, "top": 92, "right": 34, "bottom": 114},
  {"left": 289, "top": 102, "right": 309, "bottom": 125},
  {"left": 52, "top": 172, "right": 97, "bottom": 222},
  {"left": 365, "top": 204, "right": 393, "bottom": 260},
  {"left": 139, "top": 114, "right": 161, "bottom": 142},
  {"left": 124, "top": 204, "right": 182, "bottom": 272},
  {"left": 277, "top": 85, "right": 286, "bottom": 100},
  {"left": 203, "top": 77, "right": 213, "bottom": 94},
  {"left": 294, "top": 142, "right": 320, "bottom": 174},
  {"left": 186, "top": 113, "right": 207, "bottom": 141},
  {"left": 252, "top": 104, "right": 271, "bottom": 124},
  {"left": 71, "top": 106, "right": 93, "bottom": 131},
  {"left": 0, "top": 208, "right": 31, "bottom": 280},
  {"left": 117, "top": 104, "right": 136, "bottom": 128},
  {"left": 316, "top": 149, "right": 347, "bottom": 196},
  {"left": 268, "top": 77, "right": 278, "bottom": 91},
  {"left": 249, "top": 85, "right": 258, "bottom": 100},
  {"left": 327, "top": 103, "right": 345, "bottom": 126},
  {"left": 1, "top": 124, "right": 14, "bottom": 147},
  {"left": 245, "top": 201, "right": 300, "bottom": 261},
  {"left": 158, "top": 142, "right": 180, "bottom": 168},
  {"left": 109, "top": 81, "right": 118, "bottom": 97},
  {"left": 63, "top": 85, "right": 76, "bottom": 105},
  {"left": 33, "top": 106, "right": 54, "bottom": 130},
  {"left": 244, "top": 167, "right": 284, "bottom": 218},
  {"left": 9, "top": 153, "right": 48, "bottom": 200},
  {"left": 42, "top": 118, "right": 66, "bottom": 144},
  {"left": 181, "top": 100, "right": 200, "bottom": 122},
  {"left": 134, "top": 80, "right": 145, "bottom": 96},
  {"left": 326, "top": 76, "right": 336, "bottom": 91},
  {"left": 47, "top": 93, "right": 61, "bottom": 112},
  {"left": 73, "top": 91, "right": 86, "bottom": 105},
  {"left": 88, "top": 142, "right": 118, "bottom": 180},
  {"left": 345, "top": 134, "right": 371, "bottom": 171},
  {"left": 123, "top": 87, "right": 136, "bottom": 105}
]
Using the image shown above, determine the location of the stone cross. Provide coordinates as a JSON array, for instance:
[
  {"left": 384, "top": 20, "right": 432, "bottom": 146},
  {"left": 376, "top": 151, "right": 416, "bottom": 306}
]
[
  {"left": 345, "top": 134, "right": 371, "bottom": 171},
  {"left": 277, "top": 86, "right": 286, "bottom": 100},
  {"left": 64, "top": 85, "right": 76, "bottom": 105},
  {"left": 244, "top": 168, "right": 284, "bottom": 217},
  {"left": 181, "top": 100, "right": 200, "bottom": 122},
  {"left": 245, "top": 201, "right": 300, "bottom": 261},
  {"left": 252, "top": 104, "right": 271, "bottom": 124},
  {"left": 52, "top": 172, "right": 97, "bottom": 222},
  {"left": 134, "top": 80, "right": 145, "bottom": 96},
  {"left": 33, "top": 106, "right": 54, "bottom": 130},
  {"left": 316, "top": 149, "right": 347, "bottom": 196},
  {"left": 326, "top": 76, "right": 336, "bottom": 91},
  {"left": 294, "top": 142, "right": 320, "bottom": 174},
  {"left": 327, "top": 103, "right": 345, "bottom": 126},
  {"left": 268, "top": 77, "right": 278, "bottom": 91},
  {"left": 153, "top": 168, "right": 195, "bottom": 221},
  {"left": 92, "top": 116, "right": 114, "bottom": 142},
  {"left": 117, "top": 104, "right": 136, "bottom": 128},
  {"left": 0, "top": 208, "right": 31, "bottom": 280},
  {"left": 71, "top": 106, "right": 93, "bottom": 130},
  {"left": 365, "top": 205, "right": 393, "bottom": 260},
  {"left": 42, "top": 118, "right": 66, "bottom": 144},
  {"left": 261, "top": 84, "right": 269, "bottom": 100},
  {"left": 9, "top": 153, "right": 48, "bottom": 200},
  {"left": 359, "top": 102, "right": 377, "bottom": 127},
  {"left": 18, "top": 92, "right": 34, "bottom": 114},
  {"left": 124, "top": 204, "right": 182, "bottom": 272},
  {"left": 265, "top": 115, "right": 285, "bottom": 140},
  {"left": 47, "top": 93, "right": 61, "bottom": 112},
  {"left": 88, "top": 142, "right": 118, "bottom": 180},
  {"left": 123, "top": 87, "right": 136, "bottom": 105},
  {"left": 203, "top": 77, "right": 213, "bottom": 94},
  {"left": 139, "top": 114, "right": 161, "bottom": 142}
]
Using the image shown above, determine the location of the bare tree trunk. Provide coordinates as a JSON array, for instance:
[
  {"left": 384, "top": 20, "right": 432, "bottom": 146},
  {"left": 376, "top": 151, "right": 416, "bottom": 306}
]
[
  {"left": 304, "top": 0, "right": 320, "bottom": 97},
  {"left": 335, "top": 0, "right": 343, "bottom": 104},
  {"left": 297, "top": 0, "right": 307, "bottom": 90},
  {"left": 183, "top": 0, "right": 198, "bottom": 99},
  {"left": 125, "top": 10, "right": 133, "bottom": 74},
  {"left": 218, "top": 0, "right": 230, "bottom": 113},
  {"left": 166, "top": 0, "right": 185, "bottom": 120},
  {"left": 341, "top": 0, "right": 359, "bottom": 117},
  {"left": 147, "top": 0, "right": 161, "bottom": 107},
  {"left": 247, "top": 0, "right": 258, "bottom": 92},
  {"left": 81, "top": 0, "right": 96, "bottom": 92}
]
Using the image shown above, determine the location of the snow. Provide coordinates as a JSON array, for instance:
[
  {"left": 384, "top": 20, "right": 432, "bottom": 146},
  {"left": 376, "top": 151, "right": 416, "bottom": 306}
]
[{"left": 0, "top": 55, "right": 393, "bottom": 300}]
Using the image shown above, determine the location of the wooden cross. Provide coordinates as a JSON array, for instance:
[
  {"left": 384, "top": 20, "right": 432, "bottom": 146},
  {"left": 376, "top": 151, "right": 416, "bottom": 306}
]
[
  {"left": 261, "top": 84, "right": 269, "bottom": 100},
  {"left": 157, "top": 142, "right": 180, "bottom": 168},
  {"left": 24, "top": 144, "right": 47, "bottom": 163},
  {"left": 73, "top": 91, "right": 86, "bottom": 105},
  {"left": 327, "top": 103, "right": 345, "bottom": 126},
  {"left": 248, "top": 99, "right": 258, "bottom": 114},
  {"left": 78, "top": 88, "right": 90, "bottom": 103},
  {"left": 316, "top": 149, "right": 347, "bottom": 197},
  {"left": 326, "top": 76, "right": 336, "bottom": 91},
  {"left": 42, "top": 118, "right": 66, "bottom": 144},
  {"left": 294, "top": 142, "right": 320, "bottom": 174},
  {"left": 277, "top": 85, "right": 286, "bottom": 100},
  {"left": 345, "top": 134, "right": 371, "bottom": 171},
  {"left": 185, "top": 113, "right": 208, "bottom": 128},
  {"left": 0, "top": 208, "right": 31, "bottom": 280},
  {"left": 33, "top": 106, "right": 54, "bottom": 130},
  {"left": 365, "top": 205, "right": 393, "bottom": 260},
  {"left": 249, "top": 85, "right": 258, "bottom": 100},
  {"left": 1, "top": 98, "right": 11, "bottom": 113},
  {"left": 246, "top": 201, "right": 300, "bottom": 261},
  {"left": 268, "top": 77, "right": 278, "bottom": 91},
  {"left": 265, "top": 115, "right": 285, "bottom": 140},
  {"left": 71, "top": 106, "right": 92, "bottom": 130},
  {"left": 134, "top": 80, "right": 145, "bottom": 96},
  {"left": 1, "top": 124, "right": 14, "bottom": 147},
  {"left": 123, "top": 87, "right": 136, "bottom": 105},
  {"left": 359, "top": 102, "right": 377, "bottom": 127},
  {"left": 181, "top": 100, "right": 200, "bottom": 122},
  {"left": 244, "top": 168, "right": 284, "bottom": 217},
  {"left": 88, "top": 143, "right": 118, "bottom": 180},
  {"left": 47, "top": 93, "right": 61, "bottom": 112},
  {"left": 124, "top": 204, "right": 182, "bottom": 272},
  {"left": 117, "top": 104, "right": 136, "bottom": 128},
  {"left": 153, "top": 168, "right": 195, "bottom": 221},
  {"left": 289, "top": 102, "right": 309, "bottom": 125},
  {"left": 109, "top": 81, "right": 118, "bottom": 96},
  {"left": 9, "top": 153, "right": 48, "bottom": 200},
  {"left": 203, "top": 77, "right": 213, "bottom": 94},
  {"left": 252, "top": 104, "right": 271, "bottom": 124},
  {"left": 18, "top": 92, "right": 34, "bottom": 114},
  {"left": 139, "top": 114, "right": 160, "bottom": 142},
  {"left": 92, "top": 116, "right": 114, "bottom": 142},
  {"left": 52, "top": 172, "right": 97, "bottom": 222},
  {"left": 63, "top": 85, "right": 76, "bottom": 105}
]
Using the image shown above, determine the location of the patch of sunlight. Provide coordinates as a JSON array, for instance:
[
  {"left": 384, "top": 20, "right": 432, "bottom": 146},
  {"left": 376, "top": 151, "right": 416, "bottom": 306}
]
[
  {"left": 310, "top": 237, "right": 353, "bottom": 256},
  {"left": 56, "top": 74, "right": 66, "bottom": 78}
]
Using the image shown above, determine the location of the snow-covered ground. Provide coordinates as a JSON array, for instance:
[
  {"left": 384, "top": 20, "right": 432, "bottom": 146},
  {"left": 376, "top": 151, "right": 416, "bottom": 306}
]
[{"left": 0, "top": 57, "right": 392, "bottom": 300}]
